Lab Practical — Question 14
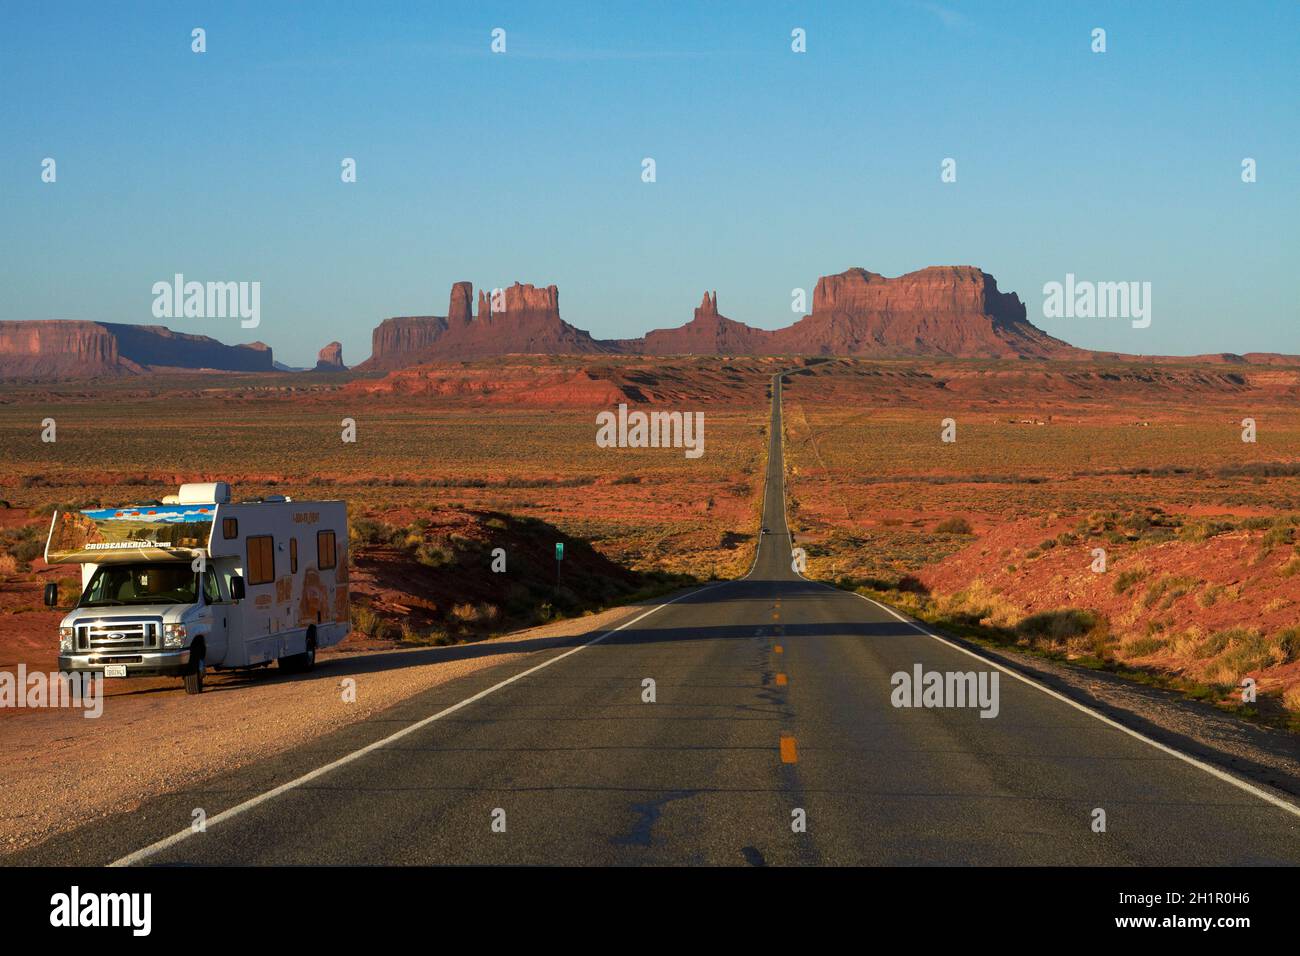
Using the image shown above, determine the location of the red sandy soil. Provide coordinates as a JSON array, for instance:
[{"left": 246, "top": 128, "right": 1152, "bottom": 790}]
[{"left": 917, "top": 518, "right": 1300, "bottom": 694}]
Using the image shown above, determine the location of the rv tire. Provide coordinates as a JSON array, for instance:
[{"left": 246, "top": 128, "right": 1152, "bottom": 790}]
[
  {"left": 280, "top": 628, "right": 317, "bottom": 674},
  {"left": 184, "top": 644, "right": 206, "bottom": 695}
]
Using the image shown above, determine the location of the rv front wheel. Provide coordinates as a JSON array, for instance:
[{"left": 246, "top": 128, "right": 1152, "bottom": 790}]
[{"left": 184, "top": 648, "right": 206, "bottom": 695}]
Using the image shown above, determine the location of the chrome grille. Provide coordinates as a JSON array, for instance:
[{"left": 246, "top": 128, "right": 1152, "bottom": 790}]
[{"left": 77, "top": 619, "right": 161, "bottom": 652}]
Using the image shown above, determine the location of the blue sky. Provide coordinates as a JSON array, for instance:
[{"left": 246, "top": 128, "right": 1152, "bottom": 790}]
[{"left": 1, "top": 0, "right": 1297, "bottom": 366}]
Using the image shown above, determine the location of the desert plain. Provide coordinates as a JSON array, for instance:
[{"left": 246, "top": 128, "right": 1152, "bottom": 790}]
[{"left": 0, "top": 354, "right": 1297, "bottom": 727}]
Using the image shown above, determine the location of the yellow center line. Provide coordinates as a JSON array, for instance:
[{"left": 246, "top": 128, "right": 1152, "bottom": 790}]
[
  {"left": 779, "top": 735, "right": 798, "bottom": 764},
  {"left": 775, "top": 673, "right": 788, "bottom": 687},
  {"left": 774, "top": 644, "right": 783, "bottom": 654}
]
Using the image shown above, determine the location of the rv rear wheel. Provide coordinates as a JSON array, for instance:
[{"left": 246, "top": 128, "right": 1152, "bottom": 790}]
[
  {"left": 279, "top": 630, "right": 317, "bottom": 674},
  {"left": 184, "top": 650, "right": 206, "bottom": 695}
]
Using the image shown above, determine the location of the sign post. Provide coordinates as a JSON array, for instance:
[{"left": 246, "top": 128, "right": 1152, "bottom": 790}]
[{"left": 555, "top": 541, "right": 564, "bottom": 587}]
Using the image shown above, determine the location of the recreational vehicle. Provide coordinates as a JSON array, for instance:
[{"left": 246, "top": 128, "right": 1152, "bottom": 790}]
[{"left": 43, "top": 482, "right": 349, "bottom": 694}]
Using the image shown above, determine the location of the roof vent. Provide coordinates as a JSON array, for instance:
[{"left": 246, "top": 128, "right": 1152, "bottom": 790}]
[{"left": 177, "top": 482, "right": 231, "bottom": 505}]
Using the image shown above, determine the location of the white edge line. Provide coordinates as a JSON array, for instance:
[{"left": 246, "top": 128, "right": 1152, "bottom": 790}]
[
  {"left": 840, "top": 585, "right": 1300, "bottom": 821},
  {"left": 109, "top": 581, "right": 726, "bottom": 867},
  {"left": 773, "top": 369, "right": 1300, "bottom": 822}
]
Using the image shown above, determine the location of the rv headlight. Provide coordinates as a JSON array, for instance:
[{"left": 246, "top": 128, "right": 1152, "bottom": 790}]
[
  {"left": 59, "top": 627, "right": 75, "bottom": 653},
  {"left": 163, "top": 623, "right": 188, "bottom": 648}
]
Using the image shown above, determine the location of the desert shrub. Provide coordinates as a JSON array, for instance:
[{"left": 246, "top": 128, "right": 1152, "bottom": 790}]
[
  {"left": 0, "top": 526, "right": 45, "bottom": 571},
  {"left": 1198, "top": 627, "right": 1249, "bottom": 659},
  {"left": 1178, "top": 521, "right": 1235, "bottom": 543},
  {"left": 1279, "top": 557, "right": 1300, "bottom": 578},
  {"left": 1277, "top": 628, "right": 1300, "bottom": 664},
  {"left": 0, "top": 553, "right": 18, "bottom": 576},
  {"left": 350, "top": 603, "right": 393, "bottom": 641},
  {"left": 450, "top": 603, "right": 479, "bottom": 622},
  {"left": 1143, "top": 574, "right": 1198, "bottom": 609},
  {"left": 1198, "top": 584, "right": 1223, "bottom": 608},
  {"left": 415, "top": 540, "right": 455, "bottom": 568},
  {"left": 1112, "top": 568, "right": 1146, "bottom": 594},
  {"left": 1212, "top": 628, "right": 1274, "bottom": 680},
  {"left": 1124, "top": 636, "right": 1166, "bottom": 657},
  {"left": 350, "top": 518, "right": 404, "bottom": 548},
  {"left": 1015, "top": 608, "right": 1103, "bottom": 648},
  {"left": 1262, "top": 524, "right": 1295, "bottom": 548},
  {"left": 935, "top": 517, "right": 973, "bottom": 535}
]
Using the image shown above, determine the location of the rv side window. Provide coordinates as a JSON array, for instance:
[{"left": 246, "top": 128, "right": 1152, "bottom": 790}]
[
  {"left": 289, "top": 537, "right": 298, "bottom": 574},
  {"left": 317, "top": 530, "right": 337, "bottom": 570},
  {"left": 223, "top": 518, "right": 238, "bottom": 539},
  {"left": 247, "top": 535, "right": 275, "bottom": 585}
]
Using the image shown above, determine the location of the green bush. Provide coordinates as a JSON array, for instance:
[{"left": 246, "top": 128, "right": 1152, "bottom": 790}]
[{"left": 1112, "top": 568, "right": 1145, "bottom": 594}]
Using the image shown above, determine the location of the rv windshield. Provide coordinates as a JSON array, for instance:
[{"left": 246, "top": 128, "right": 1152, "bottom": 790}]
[{"left": 79, "top": 563, "right": 199, "bottom": 607}]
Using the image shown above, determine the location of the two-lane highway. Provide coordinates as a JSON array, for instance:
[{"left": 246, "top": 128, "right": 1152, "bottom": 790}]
[{"left": 105, "top": 373, "right": 1300, "bottom": 865}]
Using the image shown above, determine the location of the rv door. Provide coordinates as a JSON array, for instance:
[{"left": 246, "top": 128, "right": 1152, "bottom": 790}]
[{"left": 201, "top": 569, "right": 231, "bottom": 664}]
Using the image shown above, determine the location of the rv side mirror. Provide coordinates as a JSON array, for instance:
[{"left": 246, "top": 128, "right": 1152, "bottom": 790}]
[
  {"left": 43, "top": 583, "right": 58, "bottom": 607},
  {"left": 230, "top": 576, "right": 245, "bottom": 601}
]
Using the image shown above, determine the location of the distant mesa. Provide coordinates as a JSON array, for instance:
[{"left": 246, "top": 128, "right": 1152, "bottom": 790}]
[
  {"left": 315, "top": 341, "right": 347, "bottom": 372},
  {"left": 790, "top": 266, "right": 1076, "bottom": 360},
  {"left": 0, "top": 320, "right": 273, "bottom": 381}
]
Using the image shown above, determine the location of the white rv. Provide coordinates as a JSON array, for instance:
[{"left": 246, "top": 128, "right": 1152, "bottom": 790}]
[{"left": 43, "top": 482, "right": 350, "bottom": 694}]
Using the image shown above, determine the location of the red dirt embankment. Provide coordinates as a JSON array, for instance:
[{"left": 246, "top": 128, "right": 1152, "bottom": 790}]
[{"left": 916, "top": 514, "right": 1300, "bottom": 706}]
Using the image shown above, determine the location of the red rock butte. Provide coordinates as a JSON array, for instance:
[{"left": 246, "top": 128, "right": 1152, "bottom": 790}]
[
  {"left": 6, "top": 266, "right": 1298, "bottom": 381},
  {"left": 361, "top": 267, "right": 1076, "bottom": 370}
]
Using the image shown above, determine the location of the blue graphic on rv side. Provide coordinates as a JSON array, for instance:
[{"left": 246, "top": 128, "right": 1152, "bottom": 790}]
[{"left": 81, "top": 505, "right": 219, "bottom": 523}]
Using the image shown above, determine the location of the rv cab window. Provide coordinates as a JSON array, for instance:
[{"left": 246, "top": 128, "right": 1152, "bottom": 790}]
[{"left": 79, "top": 563, "right": 199, "bottom": 607}]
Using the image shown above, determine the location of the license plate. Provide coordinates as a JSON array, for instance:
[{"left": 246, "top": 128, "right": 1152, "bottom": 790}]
[{"left": 102, "top": 664, "right": 127, "bottom": 678}]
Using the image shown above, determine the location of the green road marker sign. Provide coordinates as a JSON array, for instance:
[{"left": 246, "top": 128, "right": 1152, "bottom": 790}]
[{"left": 555, "top": 542, "right": 564, "bottom": 561}]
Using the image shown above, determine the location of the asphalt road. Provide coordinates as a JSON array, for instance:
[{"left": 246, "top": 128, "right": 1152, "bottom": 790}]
[{"left": 43, "top": 374, "right": 1300, "bottom": 865}]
